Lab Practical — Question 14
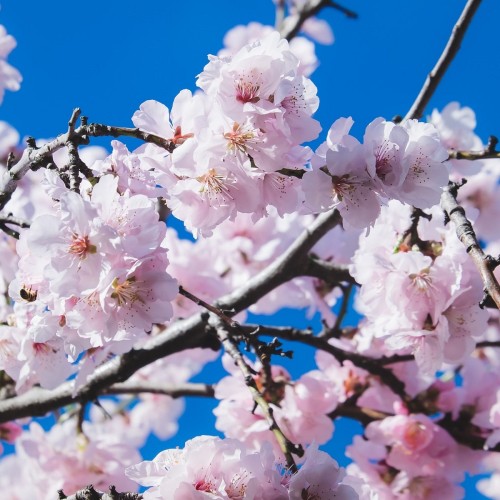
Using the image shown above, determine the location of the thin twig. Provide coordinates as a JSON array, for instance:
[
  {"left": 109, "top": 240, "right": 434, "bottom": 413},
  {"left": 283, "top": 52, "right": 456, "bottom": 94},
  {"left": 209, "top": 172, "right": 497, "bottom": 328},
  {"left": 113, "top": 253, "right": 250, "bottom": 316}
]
[
  {"left": 86, "top": 123, "right": 175, "bottom": 152},
  {"left": 243, "top": 324, "right": 413, "bottom": 406},
  {"left": 450, "top": 135, "right": 500, "bottom": 160},
  {"left": 212, "top": 319, "right": 302, "bottom": 472},
  {"left": 280, "top": 0, "right": 357, "bottom": 41},
  {"left": 404, "top": 0, "right": 482, "bottom": 120},
  {"left": 178, "top": 286, "right": 239, "bottom": 329},
  {"left": 477, "top": 340, "right": 500, "bottom": 349},
  {"left": 320, "top": 282, "right": 354, "bottom": 338},
  {"left": 0, "top": 213, "right": 31, "bottom": 239}
]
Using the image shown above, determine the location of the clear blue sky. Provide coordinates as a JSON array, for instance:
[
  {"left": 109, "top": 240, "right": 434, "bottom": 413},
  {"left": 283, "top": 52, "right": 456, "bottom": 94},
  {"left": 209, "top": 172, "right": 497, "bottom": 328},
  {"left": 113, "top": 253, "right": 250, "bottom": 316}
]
[{"left": 1, "top": 1, "right": 499, "bottom": 497}]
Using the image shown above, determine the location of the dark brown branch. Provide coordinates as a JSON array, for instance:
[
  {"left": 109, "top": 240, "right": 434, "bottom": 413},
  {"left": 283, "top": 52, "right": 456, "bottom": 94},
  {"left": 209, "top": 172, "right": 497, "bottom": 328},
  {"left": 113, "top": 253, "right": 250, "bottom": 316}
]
[
  {"left": 212, "top": 319, "right": 301, "bottom": 472},
  {"left": 243, "top": 324, "right": 413, "bottom": 406},
  {"left": 58, "top": 485, "right": 142, "bottom": 500},
  {"left": 0, "top": 117, "right": 175, "bottom": 212},
  {"left": 441, "top": 182, "right": 500, "bottom": 309},
  {"left": 450, "top": 135, "right": 500, "bottom": 161},
  {"left": 178, "top": 286, "right": 239, "bottom": 329},
  {"left": 216, "top": 209, "right": 341, "bottom": 313},
  {"left": 0, "top": 213, "right": 31, "bottom": 239},
  {"left": 280, "top": 0, "right": 357, "bottom": 41},
  {"left": 0, "top": 209, "right": 341, "bottom": 423},
  {"left": 329, "top": 401, "right": 392, "bottom": 426},
  {"left": 85, "top": 123, "right": 175, "bottom": 153},
  {"left": 302, "top": 256, "right": 356, "bottom": 285},
  {"left": 0, "top": 313, "right": 213, "bottom": 423},
  {"left": 477, "top": 340, "right": 500, "bottom": 349},
  {"left": 104, "top": 381, "right": 215, "bottom": 398},
  {"left": 320, "top": 282, "right": 354, "bottom": 339},
  {"left": 404, "top": 0, "right": 482, "bottom": 120}
]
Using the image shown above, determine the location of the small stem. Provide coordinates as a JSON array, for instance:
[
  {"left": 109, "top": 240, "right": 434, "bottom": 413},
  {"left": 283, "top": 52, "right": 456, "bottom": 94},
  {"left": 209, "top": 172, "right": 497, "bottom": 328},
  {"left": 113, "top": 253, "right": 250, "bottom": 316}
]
[
  {"left": 321, "top": 282, "right": 354, "bottom": 338},
  {"left": 280, "top": 0, "right": 357, "bottom": 41},
  {"left": 213, "top": 320, "right": 301, "bottom": 472},
  {"left": 178, "top": 286, "right": 239, "bottom": 329},
  {"left": 450, "top": 136, "right": 500, "bottom": 160},
  {"left": 405, "top": 0, "right": 483, "bottom": 120}
]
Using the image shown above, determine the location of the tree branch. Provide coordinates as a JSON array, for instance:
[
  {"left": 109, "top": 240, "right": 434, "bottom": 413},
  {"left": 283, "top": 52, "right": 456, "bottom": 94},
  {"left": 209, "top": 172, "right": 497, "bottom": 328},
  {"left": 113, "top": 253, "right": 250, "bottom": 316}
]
[
  {"left": 280, "top": 0, "right": 357, "bottom": 41},
  {"left": 302, "top": 256, "right": 356, "bottom": 285},
  {"left": 0, "top": 209, "right": 341, "bottom": 423},
  {"left": 85, "top": 123, "right": 175, "bottom": 153},
  {"left": 58, "top": 485, "right": 142, "bottom": 500},
  {"left": 0, "top": 113, "right": 175, "bottom": 212},
  {"left": 450, "top": 135, "right": 500, "bottom": 160},
  {"left": 0, "top": 213, "right": 30, "bottom": 239},
  {"left": 212, "top": 319, "right": 301, "bottom": 472},
  {"left": 244, "top": 324, "right": 413, "bottom": 406},
  {"left": 216, "top": 209, "right": 341, "bottom": 313},
  {"left": 103, "top": 381, "right": 215, "bottom": 398},
  {"left": 441, "top": 182, "right": 500, "bottom": 309},
  {"left": 404, "top": 0, "right": 482, "bottom": 120}
]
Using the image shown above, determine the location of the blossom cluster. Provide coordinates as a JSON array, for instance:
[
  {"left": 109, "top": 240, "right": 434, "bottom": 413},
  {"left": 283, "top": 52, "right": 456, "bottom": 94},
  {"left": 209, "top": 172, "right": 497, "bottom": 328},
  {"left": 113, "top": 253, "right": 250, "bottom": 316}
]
[
  {"left": 126, "top": 436, "right": 358, "bottom": 500},
  {"left": 1, "top": 172, "right": 178, "bottom": 392},
  {"left": 0, "top": 8, "right": 499, "bottom": 500}
]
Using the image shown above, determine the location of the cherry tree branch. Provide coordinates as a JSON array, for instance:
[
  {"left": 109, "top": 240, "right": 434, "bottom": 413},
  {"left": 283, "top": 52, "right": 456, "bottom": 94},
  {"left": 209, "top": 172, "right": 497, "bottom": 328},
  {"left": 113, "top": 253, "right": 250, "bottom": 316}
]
[
  {"left": 450, "top": 135, "right": 500, "bottom": 161},
  {"left": 302, "top": 256, "right": 356, "bottom": 285},
  {"left": 103, "top": 382, "right": 214, "bottom": 398},
  {"left": 85, "top": 123, "right": 175, "bottom": 152},
  {"left": 0, "top": 111, "right": 175, "bottom": 212},
  {"left": 0, "top": 214, "right": 30, "bottom": 239},
  {"left": 320, "top": 282, "right": 355, "bottom": 338},
  {"left": 0, "top": 209, "right": 341, "bottom": 423},
  {"left": 404, "top": 0, "right": 482, "bottom": 120},
  {"left": 216, "top": 209, "right": 342, "bottom": 312},
  {"left": 441, "top": 182, "right": 500, "bottom": 309},
  {"left": 58, "top": 485, "right": 142, "bottom": 500},
  {"left": 280, "top": 0, "right": 357, "bottom": 41},
  {"left": 211, "top": 319, "right": 302, "bottom": 472},
  {"left": 243, "top": 324, "right": 413, "bottom": 406}
]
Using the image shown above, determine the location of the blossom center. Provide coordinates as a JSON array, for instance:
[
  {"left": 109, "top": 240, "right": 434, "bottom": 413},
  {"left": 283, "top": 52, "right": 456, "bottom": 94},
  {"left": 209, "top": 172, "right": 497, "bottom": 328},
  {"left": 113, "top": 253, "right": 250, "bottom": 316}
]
[
  {"left": 235, "top": 77, "right": 261, "bottom": 103},
  {"left": 68, "top": 233, "right": 96, "bottom": 259},
  {"left": 224, "top": 122, "right": 256, "bottom": 153},
  {"left": 197, "top": 168, "right": 233, "bottom": 205},
  {"left": 409, "top": 268, "right": 432, "bottom": 292},
  {"left": 111, "top": 277, "right": 141, "bottom": 306},
  {"left": 331, "top": 174, "right": 355, "bottom": 201},
  {"left": 375, "top": 141, "right": 397, "bottom": 181}
]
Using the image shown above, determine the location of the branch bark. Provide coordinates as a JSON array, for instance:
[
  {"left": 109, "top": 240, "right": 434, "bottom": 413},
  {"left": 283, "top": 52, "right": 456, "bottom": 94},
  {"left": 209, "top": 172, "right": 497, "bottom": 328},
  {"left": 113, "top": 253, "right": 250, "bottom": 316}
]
[
  {"left": 0, "top": 115, "right": 175, "bottom": 213},
  {"left": 0, "top": 209, "right": 341, "bottom": 423},
  {"left": 243, "top": 324, "right": 413, "bottom": 406},
  {"left": 58, "top": 485, "right": 142, "bottom": 500}
]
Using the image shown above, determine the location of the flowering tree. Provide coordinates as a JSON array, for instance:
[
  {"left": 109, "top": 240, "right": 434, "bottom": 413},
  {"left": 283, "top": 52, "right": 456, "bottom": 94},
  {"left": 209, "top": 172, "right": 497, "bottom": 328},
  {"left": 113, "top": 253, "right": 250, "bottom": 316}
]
[{"left": 0, "top": 0, "right": 499, "bottom": 498}]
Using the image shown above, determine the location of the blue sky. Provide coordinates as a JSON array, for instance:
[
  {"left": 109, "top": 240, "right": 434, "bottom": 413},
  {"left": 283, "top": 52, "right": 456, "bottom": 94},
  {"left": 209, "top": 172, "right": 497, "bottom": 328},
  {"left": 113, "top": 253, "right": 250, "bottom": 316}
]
[{"left": 1, "top": 0, "right": 499, "bottom": 497}]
